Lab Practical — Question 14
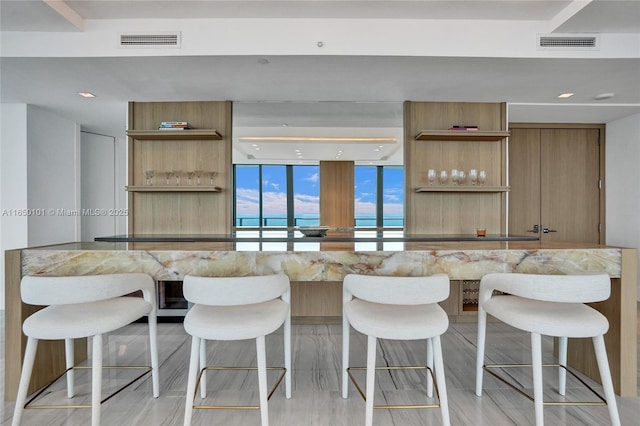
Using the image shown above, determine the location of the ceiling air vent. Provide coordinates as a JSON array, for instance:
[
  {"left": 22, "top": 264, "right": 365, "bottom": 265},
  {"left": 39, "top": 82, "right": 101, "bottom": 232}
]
[
  {"left": 119, "top": 33, "right": 181, "bottom": 48},
  {"left": 537, "top": 34, "right": 598, "bottom": 50}
]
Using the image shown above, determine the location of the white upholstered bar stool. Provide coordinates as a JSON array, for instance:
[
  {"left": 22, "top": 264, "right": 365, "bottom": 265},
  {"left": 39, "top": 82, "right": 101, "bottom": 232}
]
[
  {"left": 12, "top": 273, "right": 160, "bottom": 426},
  {"left": 182, "top": 274, "right": 291, "bottom": 426},
  {"left": 475, "top": 272, "right": 620, "bottom": 426},
  {"left": 342, "top": 273, "right": 451, "bottom": 426}
]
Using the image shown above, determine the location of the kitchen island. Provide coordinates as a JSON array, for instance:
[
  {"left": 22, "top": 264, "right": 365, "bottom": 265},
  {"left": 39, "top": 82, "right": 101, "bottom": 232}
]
[{"left": 5, "top": 232, "right": 637, "bottom": 400}]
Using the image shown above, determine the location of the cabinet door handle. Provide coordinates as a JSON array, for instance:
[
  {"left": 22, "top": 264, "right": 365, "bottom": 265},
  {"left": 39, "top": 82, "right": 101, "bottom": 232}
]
[
  {"left": 527, "top": 225, "right": 539, "bottom": 233},
  {"left": 542, "top": 228, "right": 557, "bottom": 233}
]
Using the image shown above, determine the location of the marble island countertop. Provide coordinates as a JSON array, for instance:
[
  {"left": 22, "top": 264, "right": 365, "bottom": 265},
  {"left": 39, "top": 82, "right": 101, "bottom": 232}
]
[{"left": 23, "top": 239, "right": 623, "bottom": 282}]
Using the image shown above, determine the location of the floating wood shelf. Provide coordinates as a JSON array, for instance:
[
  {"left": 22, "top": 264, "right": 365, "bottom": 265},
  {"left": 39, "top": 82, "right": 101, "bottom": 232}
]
[
  {"left": 415, "top": 186, "right": 509, "bottom": 193},
  {"left": 126, "top": 186, "right": 222, "bottom": 192},
  {"left": 415, "top": 130, "right": 510, "bottom": 141},
  {"left": 127, "top": 129, "right": 223, "bottom": 140}
]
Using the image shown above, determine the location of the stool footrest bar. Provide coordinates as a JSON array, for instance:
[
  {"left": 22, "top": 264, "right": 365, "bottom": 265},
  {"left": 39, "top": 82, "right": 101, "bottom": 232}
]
[
  {"left": 191, "top": 366, "right": 287, "bottom": 411},
  {"left": 24, "top": 365, "right": 153, "bottom": 410},
  {"left": 347, "top": 365, "right": 442, "bottom": 410},
  {"left": 483, "top": 363, "right": 607, "bottom": 406}
]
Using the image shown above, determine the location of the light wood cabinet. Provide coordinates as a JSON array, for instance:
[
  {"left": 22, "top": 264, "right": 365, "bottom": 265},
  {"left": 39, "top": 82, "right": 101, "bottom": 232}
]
[
  {"left": 127, "top": 101, "right": 232, "bottom": 234},
  {"left": 404, "top": 101, "right": 509, "bottom": 235}
]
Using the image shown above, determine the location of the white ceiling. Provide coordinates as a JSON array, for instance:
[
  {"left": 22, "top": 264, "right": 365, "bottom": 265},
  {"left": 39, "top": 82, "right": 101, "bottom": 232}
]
[{"left": 1, "top": 0, "right": 639, "bottom": 164}]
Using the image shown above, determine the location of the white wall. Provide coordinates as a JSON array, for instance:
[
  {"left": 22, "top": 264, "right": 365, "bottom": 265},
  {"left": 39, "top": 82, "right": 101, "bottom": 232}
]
[
  {"left": 26, "top": 105, "right": 81, "bottom": 246},
  {"left": 0, "top": 104, "right": 29, "bottom": 310},
  {"left": 605, "top": 112, "right": 640, "bottom": 300},
  {"left": 0, "top": 104, "right": 81, "bottom": 309},
  {"left": 81, "top": 132, "right": 116, "bottom": 241}
]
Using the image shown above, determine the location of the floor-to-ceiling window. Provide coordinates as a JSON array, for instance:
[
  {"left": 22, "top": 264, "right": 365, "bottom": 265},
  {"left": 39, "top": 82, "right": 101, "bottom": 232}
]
[
  {"left": 382, "top": 166, "right": 404, "bottom": 227},
  {"left": 235, "top": 164, "right": 402, "bottom": 228},
  {"left": 354, "top": 166, "right": 377, "bottom": 227},
  {"left": 293, "top": 165, "right": 320, "bottom": 226}
]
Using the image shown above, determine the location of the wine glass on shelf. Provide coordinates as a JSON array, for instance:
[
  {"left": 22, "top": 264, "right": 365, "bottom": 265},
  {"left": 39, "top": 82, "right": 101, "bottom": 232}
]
[
  {"left": 208, "top": 171, "right": 217, "bottom": 186},
  {"left": 458, "top": 170, "right": 466, "bottom": 185},
  {"left": 427, "top": 169, "right": 436, "bottom": 185},
  {"left": 195, "top": 170, "right": 202, "bottom": 185},
  {"left": 478, "top": 170, "right": 487, "bottom": 185},
  {"left": 469, "top": 169, "right": 478, "bottom": 185},
  {"left": 187, "top": 171, "right": 196, "bottom": 186},
  {"left": 145, "top": 170, "right": 154, "bottom": 186},
  {"left": 439, "top": 170, "right": 448, "bottom": 185},
  {"left": 164, "top": 171, "right": 173, "bottom": 186},
  {"left": 451, "top": 169, "right": 459, "bottom": 185},
  {"left": 173, "top": 170, "right": 183, "bottom": 186}
]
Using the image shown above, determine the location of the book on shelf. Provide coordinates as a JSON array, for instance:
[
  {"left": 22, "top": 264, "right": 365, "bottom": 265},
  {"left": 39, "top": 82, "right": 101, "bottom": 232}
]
[
  {"left": 449, "top": 125, "right": 479, "bottom": 131},
  {"left": 159, "top": 121, "right": 192, "bottom": 130}
]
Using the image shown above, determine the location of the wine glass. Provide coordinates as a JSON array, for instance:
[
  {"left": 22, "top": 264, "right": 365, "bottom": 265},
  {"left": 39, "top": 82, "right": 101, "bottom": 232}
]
[
  {"left": 195, "top": 170, "right": 202, "bottom": 185},
  {"left": 450, "top": 169, "right": 459, "bottom": 185},
  {"left": 458, "top": 170, "right": 466, "bottom": 185},
  {"left": 469, "top": 169, "right": 478, "bottom": 185},
  {"left": 173, "top": 170, "right": 183, "bottom": 186},
  {"left": 439, "top": 170, "right": 448, "bottom": 184},
  {"left": 478, "top": 170, "right": 487, "bottom": 185},
  {"left": 208, "top": 171, "right": 217, "bottom": 186},
  {"left": 427, "top": 169, "right": 436, "bottom": 185},
  {"left": 164, "top": 171, "right": 173, "bottom": 186},
  {"left": 187, "top": 171, "right": 196, "bottom": 185},
  {"left": 145, "top": 170, "right": 154, "bottom": 186}
]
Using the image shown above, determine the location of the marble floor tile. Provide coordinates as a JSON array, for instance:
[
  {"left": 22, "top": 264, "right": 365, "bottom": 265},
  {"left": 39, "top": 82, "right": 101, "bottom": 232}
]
[{"left": 1, "top": 307, "right": 638, "bottom": 426}]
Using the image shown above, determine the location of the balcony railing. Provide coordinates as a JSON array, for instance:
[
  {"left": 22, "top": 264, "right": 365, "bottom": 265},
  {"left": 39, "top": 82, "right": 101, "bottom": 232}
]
[{"left": 235, "top": 216, "right": 404, "bottom": 228}]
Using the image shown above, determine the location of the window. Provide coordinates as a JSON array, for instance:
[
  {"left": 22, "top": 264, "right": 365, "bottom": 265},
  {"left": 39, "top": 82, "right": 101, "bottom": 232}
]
[
  {"left": 293, "top": 165, "right": 320, "bottom": 226},
  {"left": 382, "top": 166, "right": 404, "bottom": 227},
  {"left": 354, "top": 166, "right": 377, "bottom": 227},
  {"left": 235, "top": 164, "right": 403, "bottom": 228}
]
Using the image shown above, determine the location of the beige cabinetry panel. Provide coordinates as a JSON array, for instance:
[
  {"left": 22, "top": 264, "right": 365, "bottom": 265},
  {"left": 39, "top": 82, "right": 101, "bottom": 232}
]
[
  {"left": 508, "top": 125, "right": 604, "bottom": 244},
  {"left": 319, "top": 161, "right": 355, "bottom": 228},
  {"left": 405, "top": 101, "right": 508, "bottom": 235},
  {"left": 127, "top": 101, "right": 232, "bottom": 234}
]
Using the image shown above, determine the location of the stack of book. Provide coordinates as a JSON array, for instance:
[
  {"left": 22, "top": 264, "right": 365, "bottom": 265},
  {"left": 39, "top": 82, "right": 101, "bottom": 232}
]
[
  {"left": 449, "top": 125, "right": 479, "bottom": 131},
  {"left": 158, "top": 121, "right": 191, "bottom": 130}
]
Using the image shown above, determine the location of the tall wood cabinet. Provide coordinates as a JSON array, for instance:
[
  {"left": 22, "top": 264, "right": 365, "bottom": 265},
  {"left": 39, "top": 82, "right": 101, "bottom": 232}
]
[
  {"left": 508, "top": 124, "right": 604, "bottom": 244},
  {"left": 404, "top": 101, "right": 509, "bottom": 235},
  {"left": 127, "top": 101, "right": 232, "bottom": 234}
]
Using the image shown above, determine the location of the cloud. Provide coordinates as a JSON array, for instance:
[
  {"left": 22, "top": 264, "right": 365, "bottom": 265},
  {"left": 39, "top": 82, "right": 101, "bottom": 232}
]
[{"left": 304, "top": 172, "right": 319, "bottom": 183}]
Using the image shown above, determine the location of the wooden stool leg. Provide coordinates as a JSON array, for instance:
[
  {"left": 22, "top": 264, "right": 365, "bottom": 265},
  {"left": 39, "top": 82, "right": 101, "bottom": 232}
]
[
  {"left": 558, "top": 336, "right": 568, "bottom": 395},
  {"left": 365, "top": 336, "right": 377, "bottom": 426},
  {"left": 593, "top": 335, "right": 621, "bottom": 426},
  {"left": 256, "top": 335, "right": 269, "bottom": 426},
  {"left": 12, "top": 338, "right": 38, "bottom": 426},
  {"left": 91, "top": 334, "right": 103, "bottom": 426},
  {"left": 531, "top": 333, "right": 544, "bottom": 426},
  {"left": 432, "top": 336, "right": 450, "bottom": 426},
  {"left": 183, "top": 336, "right": 201, "bottom": 426}
]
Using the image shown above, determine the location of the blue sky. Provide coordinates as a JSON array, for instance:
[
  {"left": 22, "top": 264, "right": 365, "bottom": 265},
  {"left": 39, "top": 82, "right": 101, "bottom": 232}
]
[{"left": 235, "top": 165, "right": 403, "bottom": 217}]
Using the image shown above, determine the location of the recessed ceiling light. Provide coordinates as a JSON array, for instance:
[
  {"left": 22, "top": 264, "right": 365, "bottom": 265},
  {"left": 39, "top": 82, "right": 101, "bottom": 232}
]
[
  {"left": 78, "top": 92, "right": 95, "bottom": 98},
  {"left": 594, "top": 92, "right": 615, "bottom": 100},
  {"left": 557, "top": 93, "right": 574, "bottom": 98}
]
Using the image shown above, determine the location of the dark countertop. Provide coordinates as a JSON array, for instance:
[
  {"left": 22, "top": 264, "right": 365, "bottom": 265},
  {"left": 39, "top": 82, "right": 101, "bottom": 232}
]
[{"left": 95, "top": 228, "right": 540, "bottom": 243}]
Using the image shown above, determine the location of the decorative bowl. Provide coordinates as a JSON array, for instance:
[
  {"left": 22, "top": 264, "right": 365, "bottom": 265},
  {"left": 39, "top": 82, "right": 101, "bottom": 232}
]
[{"left": 298, "top": 226, "right": 330, "bottom": 237}]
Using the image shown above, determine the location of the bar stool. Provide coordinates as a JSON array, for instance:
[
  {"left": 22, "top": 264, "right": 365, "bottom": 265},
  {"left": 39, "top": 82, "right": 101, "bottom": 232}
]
[
  {"left": 12, "top": 273, "right": 160, "bottom": 426},
  {"left": 182, "top": 274, "right": 291, "bottom": 426},
  {"left": 342, "top": 273, "right": 451, "bottom": 426},
  {"left": 475, "top": 272, "right": 621, "bottom": 426}
]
